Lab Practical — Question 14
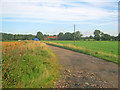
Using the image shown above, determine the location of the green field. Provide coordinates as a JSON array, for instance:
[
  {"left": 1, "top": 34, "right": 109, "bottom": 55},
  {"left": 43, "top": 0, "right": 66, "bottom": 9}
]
[
  {"left": 46, "top": 41, "right": 119, "bottom": 64},
  {"left": 47, "top": 41, "right": 118, "bottom": 55}
]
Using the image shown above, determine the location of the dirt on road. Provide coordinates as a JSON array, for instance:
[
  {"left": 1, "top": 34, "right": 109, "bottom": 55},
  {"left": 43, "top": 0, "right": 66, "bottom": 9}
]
[{"left": 48, "top": 45, "right": 118, "bottom": 88}]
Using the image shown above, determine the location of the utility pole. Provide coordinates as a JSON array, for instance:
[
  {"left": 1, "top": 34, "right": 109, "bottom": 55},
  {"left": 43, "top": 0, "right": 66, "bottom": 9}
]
[{"left": 74, "top": 24, "right": 75, "bottom": 45}]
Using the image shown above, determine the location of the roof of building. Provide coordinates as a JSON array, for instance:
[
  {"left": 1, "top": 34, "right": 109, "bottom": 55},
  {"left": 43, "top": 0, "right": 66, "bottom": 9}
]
[{"left": 44, "top": 36, "right": 57, "bottom": 40}]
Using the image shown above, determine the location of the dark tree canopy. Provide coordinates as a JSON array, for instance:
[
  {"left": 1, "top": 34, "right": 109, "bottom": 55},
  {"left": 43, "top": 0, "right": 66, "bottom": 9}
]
[
  {"left": 58, "top": 32, "right": 64, "bottom": 40},
  {"left": 118, "top": 33, "right": 120, "bottom": 41},
  {"left": 75, "top": 31, "right": 83, "bottom": 40},
  {"left": 101, "top": 34, "right": 111, "bottom": 41},
  {"left": 64, "top": 32, "right": 73, "bottom": 40},
  {"left": 1, "top": 33, "right": 35, "bottom": 41},
  {"left": 89, "top": 35, "right": 94, "bottom": 39},
  {"left": 36, "top": 31, "right": 44, "bottom": 40},
  {"left": 94, "top": 30, "right": 101, "bottom": 41}
]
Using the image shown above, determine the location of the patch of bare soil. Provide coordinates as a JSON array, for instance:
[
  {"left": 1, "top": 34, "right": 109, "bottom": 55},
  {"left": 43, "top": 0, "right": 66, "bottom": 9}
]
[{"left": 48, "top": 45, "right": 118, "bottom": 88}]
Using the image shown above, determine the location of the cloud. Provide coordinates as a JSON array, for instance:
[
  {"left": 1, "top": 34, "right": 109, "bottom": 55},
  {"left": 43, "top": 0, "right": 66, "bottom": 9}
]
[{"left": 1, "top": 0, "right": 118, "bottom": 24}]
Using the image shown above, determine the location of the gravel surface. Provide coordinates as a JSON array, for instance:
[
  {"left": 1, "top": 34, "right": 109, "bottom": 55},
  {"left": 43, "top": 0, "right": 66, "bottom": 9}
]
[{"left": 48, "top": 45, "right": 118, "bottom": 88}]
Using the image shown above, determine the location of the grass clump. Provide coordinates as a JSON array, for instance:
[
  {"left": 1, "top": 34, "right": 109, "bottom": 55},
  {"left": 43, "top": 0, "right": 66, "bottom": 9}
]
[{"left": 2, "top": 41, "right": 60, "bottom": 88}]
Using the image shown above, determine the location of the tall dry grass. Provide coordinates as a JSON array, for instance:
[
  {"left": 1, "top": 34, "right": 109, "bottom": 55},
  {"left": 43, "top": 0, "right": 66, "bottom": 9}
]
[{"left": 2, "top": 41, "right": 60, "bottom": 88}]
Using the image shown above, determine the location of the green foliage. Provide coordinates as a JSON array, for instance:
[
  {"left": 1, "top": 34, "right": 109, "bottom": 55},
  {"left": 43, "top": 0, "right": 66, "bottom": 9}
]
[
  {"left": 2, "top": 33, "right": 14, "bottom": 41},
  {"left": 89, "top": 35, "right": 94, "bottom": 39},
  {"left": 93, "top": 30, "right": 117, "bottom": 41},
  {"left": 44, "top": 34, "right": 49, "bottom": 38},
  {"left": 36, "top": 31, "right": 44, "bottom": 40},
  {"left": 118, "top": 33, "right": 120, "bottom": 41},
  {"left": 75, "top": 31, "right": 83, "bottom": 40},
  {"left": 94, "top": 30, "right": 101, "bottom": 41},
  {"left": 1, "top": 33, "right": 36, "bottom": 41},
  {"left": 58, "top": 32, "right": 64, "bottom": 40},
  {"left": 64, "top": 32, "right": 73, "bottom": 40},
  {"left": 101, "top": 34, "right": 111, "bottom": 41},
  {"left": 57, "top": 31, "right": 83, "bottom": 41}
]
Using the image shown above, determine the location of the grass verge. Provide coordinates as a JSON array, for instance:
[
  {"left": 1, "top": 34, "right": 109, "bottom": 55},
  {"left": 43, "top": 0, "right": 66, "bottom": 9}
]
[
  {"left": 46, "top": 42, "right": 119, "bottom": 64},
  {"left": 2, "top": 41, "right": 60, "bottom": 88}
]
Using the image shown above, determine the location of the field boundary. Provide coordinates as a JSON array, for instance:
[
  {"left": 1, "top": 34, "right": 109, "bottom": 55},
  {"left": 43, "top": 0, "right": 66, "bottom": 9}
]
[{"left": 46, "top": 42, "right": 119, "bottom": 64}]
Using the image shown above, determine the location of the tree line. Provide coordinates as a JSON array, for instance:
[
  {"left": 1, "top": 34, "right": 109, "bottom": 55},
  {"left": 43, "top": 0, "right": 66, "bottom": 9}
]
[
  {"left": 1, "top": 32, "right": 48, "bottom": 41},
  {"left": 1, "top": 30, "right": 120, "bottom": 41},
  {"left": 1, "top": 33, "right": 36, "bottom": 41},
  {"left": 57, "top": 30, "right": 119, "bottom": 41}
]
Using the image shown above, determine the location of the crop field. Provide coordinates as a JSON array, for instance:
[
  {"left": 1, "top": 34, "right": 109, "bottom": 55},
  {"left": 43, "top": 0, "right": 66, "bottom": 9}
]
[
  {"left": 2, "top": 41, "right": 60, "bottom": 88},
  {"left": 46, "top": 41, "right": 119, "bottom": 64},
  {"left": 47, "top": 41, "right": 118, "bottom": 55}
]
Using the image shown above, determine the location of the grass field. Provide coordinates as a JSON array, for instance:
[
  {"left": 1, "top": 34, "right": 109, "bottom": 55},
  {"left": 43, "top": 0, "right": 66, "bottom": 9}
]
[
  {"left": 46, "top": 41, "right": 119, "bottom": 64},
  {"left": 47, "top": 41, "right": 118, "bottom": 55},
  {"left": 2, "top": 41, "right": 60, "bottom": 88}
]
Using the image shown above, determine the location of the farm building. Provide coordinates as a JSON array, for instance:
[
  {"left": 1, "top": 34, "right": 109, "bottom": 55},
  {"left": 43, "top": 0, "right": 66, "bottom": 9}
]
[
  {"left": 33, "top": 38, "right": 39, "bottom": 41},
  {"left": 44, "top": 36, "right": 57, "bottom": 40}
]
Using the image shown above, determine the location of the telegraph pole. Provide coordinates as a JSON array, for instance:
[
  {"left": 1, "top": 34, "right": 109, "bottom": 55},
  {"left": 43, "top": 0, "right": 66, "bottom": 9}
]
[{"left": 74, "top": 24, "right": 75, "bottom": 45}]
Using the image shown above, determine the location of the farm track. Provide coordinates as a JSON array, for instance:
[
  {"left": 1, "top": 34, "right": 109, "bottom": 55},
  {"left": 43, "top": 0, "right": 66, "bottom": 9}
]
[{"left": 48, "top": 45, "right": 118, "bottom": 88}]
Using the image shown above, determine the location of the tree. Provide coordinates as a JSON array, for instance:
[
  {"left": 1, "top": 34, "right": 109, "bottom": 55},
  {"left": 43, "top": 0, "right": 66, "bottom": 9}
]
[
  {"left": 36, "top": 31, "right": 44, "bottom": 40},
  {"left": 64, "top": 32, "right": 73, "bottom": 40},
  {"left": 75, "top": 31, "right": 83, "bottom": 40},
  {"left": 110, "top": 36, "right": 116, "bottom": 41},
  {"left": 101, "top": 34, "right": 111, "bottom": 41},
  {"left": 94, "top": 30, "right": 101, "bottom": 41},
  {"left": 89, "top": 35, "right": 94, "bottom": 41},
  {"left": 44, "top": 34, "right": 49, "bottom": 38},
  {"left": 58, "top": 32, "right": 64, "bottom": 40},
  {"left": 2, "top": 33, "right": 14, "bottom": 41},
  {"left": 2, "top": 33, "right": 38, "bottom": 41},
  {"left": 118, "top": 33, "right": 120, "bottom": 41}
]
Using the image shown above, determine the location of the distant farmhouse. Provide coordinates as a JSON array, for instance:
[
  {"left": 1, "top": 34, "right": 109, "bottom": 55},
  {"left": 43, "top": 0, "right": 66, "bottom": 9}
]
[{"left": 44, "top": 36, "right": 57, "bottom": 40}]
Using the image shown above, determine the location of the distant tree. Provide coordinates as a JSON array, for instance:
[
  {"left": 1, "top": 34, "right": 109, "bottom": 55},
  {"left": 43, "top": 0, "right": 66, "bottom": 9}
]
[
  {"left": 75, "top": 31, "right": 83, "bottom": 40},
  {"left": 101, "top": 34, "right": 111, "bottom": 41},
  {"left": 44, "top": 34, "right": 49, "bottom": 38},
  {"left": 84, "top": 36, "right": 89, "bottom": 41},
  {"left": 110, "top": 36, "right": 116, "bottom": 41},
  {"left": 89, "top": 35, "right": 93, "bottom": 39},
  {"left": 36, "top": 31, "right": 44, "bottom": 40},
  {"left": 118, "top": 33, "right": 120, "bottom": 41},
  {"left": 94, "top": 30, "right": 101, "bottom": 41},
  {"left": 25, "top": 34, "right": 35, "bottom": 40},
  {"left": 58, "top": 32, "right": 64, "bottom": 40},
  {"left": 83, "top": 37, "right": 86, "bottom": 41},
  {"left": 114, "top": 36, "right": 118, "bottom": 41},
  {"left": 2, "top": 33, "right": 14, "bottom": 41},
  {"left": 64, "top": 32, "right": 73, "bottom": 40},
  {"left": 2, "top": 33, "right": 38, "bottom": 41},
  {"left": 89, "top": 35, "right": 94, "bottom": 40}
]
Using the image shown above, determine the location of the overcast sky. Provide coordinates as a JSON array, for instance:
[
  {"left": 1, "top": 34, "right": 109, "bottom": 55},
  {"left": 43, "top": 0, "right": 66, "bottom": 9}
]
[{"left": 0, "top": 0, "right": 119, "bottom": 36}]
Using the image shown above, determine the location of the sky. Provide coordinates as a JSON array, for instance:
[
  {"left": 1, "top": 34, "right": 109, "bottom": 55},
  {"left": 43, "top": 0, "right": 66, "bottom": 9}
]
[{"left": 0, "top": 0, "right": 119, "bottom": 36}]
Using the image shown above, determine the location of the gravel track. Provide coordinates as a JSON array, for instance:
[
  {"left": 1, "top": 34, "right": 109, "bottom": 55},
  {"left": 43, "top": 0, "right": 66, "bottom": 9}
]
[{"left": 48, "top": 45, "right": 118, "bottom": 88}]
